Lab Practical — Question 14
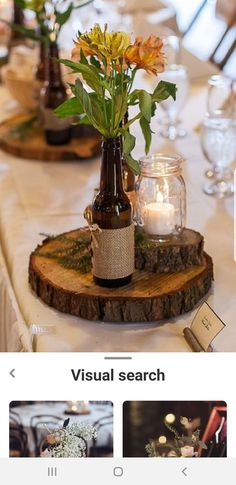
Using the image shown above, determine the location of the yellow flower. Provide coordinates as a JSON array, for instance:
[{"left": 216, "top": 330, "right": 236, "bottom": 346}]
[
  {"left": 125, "top": 35, "right": 165, "bottom": 75},
  {"left": 72, "top": 38, "right": 97, "bottom": 62},
  {"left": 101, "top": 31, "right": 131, "bottom": 60},
  {"left": 24, "top": 0, "right": 45, "bottom": 12},
  {"left": 72, "top": 24, "right": 131, "bottom": 62}
]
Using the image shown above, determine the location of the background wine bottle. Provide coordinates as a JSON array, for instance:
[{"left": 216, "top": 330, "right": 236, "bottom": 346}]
[
  {"left": 40, "top": 42, "right": 71, "bottom": 145},
  {"left": 35, "top": 40, "right": 47, "bottom": 84},
  {"left": 9, "top": 1, "right": 25, "bottom": 51},
  {"left": 92, "top": 137, "right": 134, "bottom": 288},
  {"left": 33, "top": 39, "right": 47, "bottom": 105}
]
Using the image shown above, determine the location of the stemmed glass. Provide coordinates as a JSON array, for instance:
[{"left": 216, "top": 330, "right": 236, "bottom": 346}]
[
  {"left": 204, "top": 74, "right": 234, "bottom": 179},
  {"left": 201, "top": 74, "right": 236, "bottom": 197},
  {"left": 201, "top": 116, "right": 236, "bottom": 197},
  {"left": 159, "top": 64, "right": 189, "bottom": 140},
  {"left": 159, "top": 37, "right": 189, "bottom": 140}
]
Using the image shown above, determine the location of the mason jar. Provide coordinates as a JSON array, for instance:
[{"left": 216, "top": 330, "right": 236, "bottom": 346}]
[{"left": 136, "top": 154, "right": 186, "bottom": 240}]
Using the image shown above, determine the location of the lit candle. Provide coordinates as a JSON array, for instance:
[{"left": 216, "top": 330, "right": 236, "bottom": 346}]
[
  {"left": 70, "top": 400, "right": 79, "bottom": 412},
  {"left": 144, "top": 190, "right": 175, "bottom": 236}
]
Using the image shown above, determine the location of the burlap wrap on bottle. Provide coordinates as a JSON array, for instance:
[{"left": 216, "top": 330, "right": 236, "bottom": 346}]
[{"left": 92, "top": 223, "right": 135, "bottom": 279}]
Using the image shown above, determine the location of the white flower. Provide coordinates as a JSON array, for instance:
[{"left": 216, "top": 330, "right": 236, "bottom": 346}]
[{"left": 42, "top": 420, "right": 97, "bottom": 458}]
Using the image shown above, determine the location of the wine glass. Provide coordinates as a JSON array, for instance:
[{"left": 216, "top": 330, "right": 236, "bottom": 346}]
[
  {"left": 159, "top": 64, "right": 189, "bottom": 140},
  {"left": 201, "top": 115, "right": 236, "bottom": 197},
  {"left": 163, "top": 35, "right": 182, "bottom": 66},
  {"left": 205, "top": 74, "right": 234, "bottom": 179}
]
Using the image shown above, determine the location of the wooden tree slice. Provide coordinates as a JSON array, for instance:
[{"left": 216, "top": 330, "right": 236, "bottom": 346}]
[
  {"left": 135, "top": 228, "right": 204, "bottom": 273},
  {"left": 0, "top": 113, "right": 101, "bottom": 161},
  {"left": 29, "top": 228, "right": 214, "bottom": 323}
]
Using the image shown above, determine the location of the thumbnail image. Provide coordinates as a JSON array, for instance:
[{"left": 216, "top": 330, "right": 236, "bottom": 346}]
[
  {"left": 123, "top": 401, "right": 227, "bottom": 458},
  {"left": 10, "top": 401, "right": 113, "bottom": 458}
]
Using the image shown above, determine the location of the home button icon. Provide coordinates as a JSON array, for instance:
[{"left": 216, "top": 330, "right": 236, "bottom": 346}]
[{"left": 113, "top": 467, "right": 123, "bottom": 477}]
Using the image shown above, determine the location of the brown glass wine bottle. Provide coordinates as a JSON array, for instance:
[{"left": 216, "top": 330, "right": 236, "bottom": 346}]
[
  {"left": 9, "top": 2, "right": 25, "bottom": 50},
  {"left": 36, "top": 41, "right": 47, "bottom": 83},
  {"left": 92, "top": 137, "right": 134, "bottom": 288},
  {"left": 33, "top": 40, "right": 47, "bottom": 105},
  {"left": 40, "top": 42, "right": 71, "bottom": 145}
]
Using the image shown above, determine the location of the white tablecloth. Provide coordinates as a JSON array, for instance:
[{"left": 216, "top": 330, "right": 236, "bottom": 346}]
[
  {"left": 11, "top": 402, "right": 113, "bottom": 456},
  {"left": 0, "top": 243, "right": 31, "bottom": 352},
  {"left": 0, "top": 50, "right": 235, "bottom": 352}
]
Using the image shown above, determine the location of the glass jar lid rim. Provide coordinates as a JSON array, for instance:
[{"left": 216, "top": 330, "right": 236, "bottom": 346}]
[{"left": 139, "top": 153, "right": 185, "bottom": 175}]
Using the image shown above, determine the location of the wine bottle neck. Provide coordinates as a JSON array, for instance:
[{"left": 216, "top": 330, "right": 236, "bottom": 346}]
[
  {"left": 36, "top": 41, "right": 47, "bottom": 81},
  {"left": 100, "top": 137, "right": 124, "bottom": 194},
  {"left": 13, "top": 3, "right": 24, "bottom": 25},
  {"left": 46, "top": 43, "right": 63, "bottom": 87}
]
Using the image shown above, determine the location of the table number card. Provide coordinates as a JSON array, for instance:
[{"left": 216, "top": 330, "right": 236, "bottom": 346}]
[{"left": 184, "top": 302, "right": 226, "bottom": 352}]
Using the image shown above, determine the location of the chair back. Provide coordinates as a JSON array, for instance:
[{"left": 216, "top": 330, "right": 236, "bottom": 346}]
[
  {"left": 10, "top": 411, "right": 23, "bottom": 427},
  {"left": 10, "top": 423, "right": 29, "bottom": 457},
  {"left": 30, "top": 415, "right": 63, "bottom": 456}
]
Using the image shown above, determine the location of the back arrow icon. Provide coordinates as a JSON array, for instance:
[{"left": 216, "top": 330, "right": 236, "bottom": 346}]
[
  {"left": 182, "top": 467, "right": 188, "bottom": 477},
  {"left": 10, "top": 369, "right": 15, "bottom": 378}
]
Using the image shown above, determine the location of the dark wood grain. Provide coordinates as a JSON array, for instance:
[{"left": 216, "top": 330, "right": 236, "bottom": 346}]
[
  {"left": 29, "top": 228, "right": 214, "bottom": 323},
  {"left": 135, "top": 227, "right": 204, "bottom": 273},
  {"left": 0, "top": 113, "right": 101, "bottom": 161}
]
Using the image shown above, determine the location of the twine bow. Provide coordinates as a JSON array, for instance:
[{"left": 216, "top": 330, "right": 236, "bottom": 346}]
[{"left": 83, "top": 205, "right": 102, "bottom": 248}]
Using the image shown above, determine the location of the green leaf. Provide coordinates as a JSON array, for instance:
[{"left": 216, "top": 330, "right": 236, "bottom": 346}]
[
  {"left": 152, "top": 80, "right": 177, "bottom": 103},
  {"left": 55, "top": 3, "right": 73, "bottom": 27},
  {"left": 126, "top": 155, "right": 141, "bottom": 176},
  {"left": 129, "top": 89, "right": 142, "bottom": 106},
  {"left": 114, "top": 94, "right": 127, "bottom": 128},
  {"left": 140, "top": 117, "right": 152, "bottom": 155},
  {"left": 75, "top": 79, "right": 106, "bottom": 135},
  {"left": 88, "top": 92, "right": 105, "bottom": 127},
  {"left": 75, "top": 78, "right": 92, "bottom": 116},
  {"left": 14, "top": 0, "right": 26, "bottom": 7},
  {"left": 54, "top": 97, "right": 84, "bottom": 118},
  {"left": 9, "top": 23, "right": 44, "bottom": 42},
  {"left": 123, "top": 131, "right": 135, "bottom": 155},
  {"left": 123, "top": 131, "right": 140, "bottom": 175},
  {"left": 79, "top": 48, "right": 88, "bottom": 65},
  {"left": 60, "top": 58, "right": 102, "bottom": 94},
  {"left": 199, "top": 441, "right": 208, "bottom": 450},
  {"left": 59, "top": 59, "right": 98, "bottom": 76},
  {"left": 139, "top": 90, "right": 152, "bottom": 122},
  {"left": 90, "top": 56, "right": 102, "bottom": 71},
  {"left": 77, "top": 115, "right": 91, "bottom": 125}
]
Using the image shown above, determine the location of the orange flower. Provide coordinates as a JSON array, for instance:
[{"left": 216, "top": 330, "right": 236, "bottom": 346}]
[{"left": 125, "top": 35, "right": 165, "bottom": 75}]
